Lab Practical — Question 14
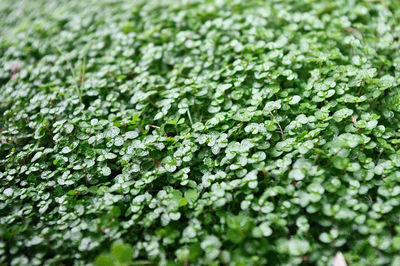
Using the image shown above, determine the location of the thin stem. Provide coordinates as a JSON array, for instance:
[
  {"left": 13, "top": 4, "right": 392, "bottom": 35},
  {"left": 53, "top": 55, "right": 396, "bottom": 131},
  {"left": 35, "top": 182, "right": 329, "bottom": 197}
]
[
  {"left": 187, "top": 108, "right": 193, "bottom": 125},
  {"left": 268, "top": 110, "right": 285, "bottom": 140}
]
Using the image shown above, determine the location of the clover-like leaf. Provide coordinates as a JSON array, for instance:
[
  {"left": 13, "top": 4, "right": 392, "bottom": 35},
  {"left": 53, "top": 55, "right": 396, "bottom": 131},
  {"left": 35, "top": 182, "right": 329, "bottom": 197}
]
[{"left": 111, "top": 242, "right": 133, "bottom": 264}]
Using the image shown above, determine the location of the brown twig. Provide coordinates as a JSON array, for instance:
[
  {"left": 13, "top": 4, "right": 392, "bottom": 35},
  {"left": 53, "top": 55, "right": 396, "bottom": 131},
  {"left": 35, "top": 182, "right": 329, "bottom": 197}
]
[{"left": 148, "top": 124, "right": 160, "bottom": 129}]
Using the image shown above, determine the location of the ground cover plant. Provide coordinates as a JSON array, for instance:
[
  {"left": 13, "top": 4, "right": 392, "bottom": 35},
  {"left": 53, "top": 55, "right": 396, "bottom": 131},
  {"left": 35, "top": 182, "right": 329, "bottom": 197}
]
[{"left": 1, "top": 0, "right": 400, "bottom": 265}]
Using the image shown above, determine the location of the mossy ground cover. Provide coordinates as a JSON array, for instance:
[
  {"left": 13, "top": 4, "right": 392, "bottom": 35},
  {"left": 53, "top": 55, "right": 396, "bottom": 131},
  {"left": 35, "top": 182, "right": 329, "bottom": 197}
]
[{"left": 2, "top": 0, "right": 400, "bottom": 265}]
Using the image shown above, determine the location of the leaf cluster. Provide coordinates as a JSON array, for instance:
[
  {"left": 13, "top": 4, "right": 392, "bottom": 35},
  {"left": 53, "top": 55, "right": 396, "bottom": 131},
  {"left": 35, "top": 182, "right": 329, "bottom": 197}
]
[{"left": 2, "top": 0, "right": 400, "bottom": 265}]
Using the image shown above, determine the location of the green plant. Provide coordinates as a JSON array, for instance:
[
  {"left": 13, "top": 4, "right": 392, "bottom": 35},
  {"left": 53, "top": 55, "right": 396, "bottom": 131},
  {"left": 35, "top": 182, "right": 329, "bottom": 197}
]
[
  {"left": 94, "top": 241, "right": 151, "bottom": 266},
  {"left": 2, "top": 0, "right": 400, "bottom": 265}
]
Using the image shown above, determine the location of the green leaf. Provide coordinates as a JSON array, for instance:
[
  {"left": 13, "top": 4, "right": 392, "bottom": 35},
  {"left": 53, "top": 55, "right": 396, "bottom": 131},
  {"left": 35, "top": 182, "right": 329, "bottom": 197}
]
[
  {"left": 184, "top": 189, "right": 199, "bottom": 203},
  {"left": 332, "top": 156, "right": 350, "bottom": 170},
  {"left": 31, "top": 151, "right": 43, "bottom": 162},
  {"left": 393, "top": 236, "right": 400, "bottom": 250},
  {"left": 333, "top": 108, "right": 353, "bottom": 122},
  {"left": 94, "top": 255, "right": 115, "bottom": 266},
  {"left": 102, "top": 166, "right": 111, "bottom": 176},
  {"left": 226, "top": 228, "right": 244, "bottom": 243},
  {"left": 111, "top": 242, "right": 133, "bottom": 264},
  {"left": 288, "top": 239, "right": 310, "bottom": 256}
]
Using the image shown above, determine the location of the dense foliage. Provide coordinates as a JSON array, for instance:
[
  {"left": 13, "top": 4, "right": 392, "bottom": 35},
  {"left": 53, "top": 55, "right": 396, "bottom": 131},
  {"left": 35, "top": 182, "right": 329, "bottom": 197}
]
[{"left": 2, "top": 0, "right": 400, "bottom": 265}]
